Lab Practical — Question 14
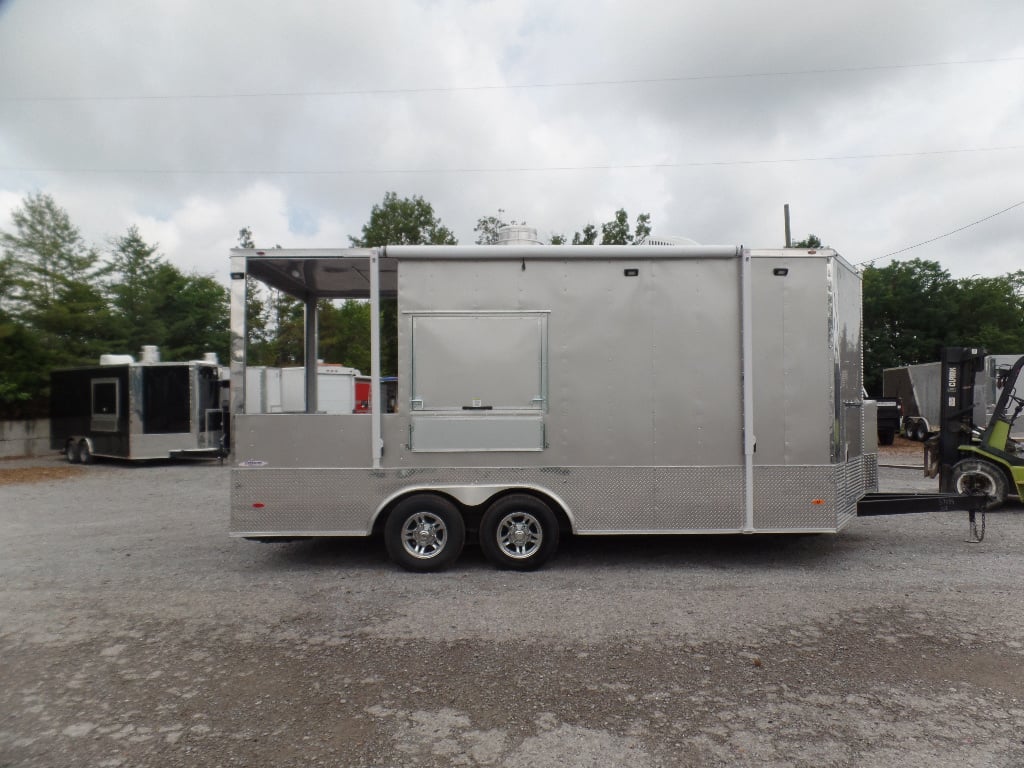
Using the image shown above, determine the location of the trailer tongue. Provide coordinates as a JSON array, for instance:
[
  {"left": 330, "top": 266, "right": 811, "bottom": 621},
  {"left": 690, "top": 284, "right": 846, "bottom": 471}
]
[{"left": 856, "top": 492, "right": 990, "bottom": 542}]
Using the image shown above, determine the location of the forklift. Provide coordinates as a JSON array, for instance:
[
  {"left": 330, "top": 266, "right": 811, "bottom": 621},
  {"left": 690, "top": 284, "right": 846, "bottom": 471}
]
[
  {"left": 857, "top": 346, "right": 1013, "bottom": 542},
  {"left": 924, "top": 346, "right": 1024, "bottom": 509}
]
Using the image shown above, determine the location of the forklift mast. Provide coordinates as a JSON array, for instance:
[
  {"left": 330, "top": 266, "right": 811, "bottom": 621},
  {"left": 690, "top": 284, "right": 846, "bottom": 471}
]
[
  {"left": 937, "top": 347, "right": 986, "bottom": 493},
  {"left": 977, "top": 354, "right": 1024, "bottom": 460}
]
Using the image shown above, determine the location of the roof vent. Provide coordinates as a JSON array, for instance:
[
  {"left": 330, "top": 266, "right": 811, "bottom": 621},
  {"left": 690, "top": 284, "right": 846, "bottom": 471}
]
[
  {"left": 496, "top": 225, "right": 542, "bottom": 246},
  {"left": 640, "top": 235, "right": 700, "bottom": 246},
  {"left": 99, "top": 354, "right": 134, "bottom": 365},
  {"left": 140, "top": 345, "right": 161, "bottom": 364}
]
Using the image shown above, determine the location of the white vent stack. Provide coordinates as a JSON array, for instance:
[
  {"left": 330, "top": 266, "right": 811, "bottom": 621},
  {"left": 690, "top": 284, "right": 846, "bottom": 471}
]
[
  {"left": 99, "top": 354, "right": 134, "bottom": 365},
  {"left": 496, "top": 225, "right": 542, "bottom": 245},
  {"left": 203, "top": 352, "right": 219, "bottom": 365},
  {"left": 140, "top": 345, "right": 161, "bottom": 363},
  {"left": 641, "top": 235, "right": 700, "bottom": 246}
]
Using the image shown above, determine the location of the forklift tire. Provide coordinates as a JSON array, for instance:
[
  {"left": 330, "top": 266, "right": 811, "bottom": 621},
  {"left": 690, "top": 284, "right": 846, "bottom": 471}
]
[
  {"left": 479, "top": 494, "right": 559, "bottom": 571},
  {"left": 384, "top": 494, "right": 465, "bottom": 572},
  {"left": 951, "top": 459, "right": 1007, "bottom": 509}
]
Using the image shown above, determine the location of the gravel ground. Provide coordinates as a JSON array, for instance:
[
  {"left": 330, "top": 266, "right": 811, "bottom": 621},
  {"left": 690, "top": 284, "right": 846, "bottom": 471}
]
[{"left": 1, "top": 449, "right": 1023, "bottom": 768}]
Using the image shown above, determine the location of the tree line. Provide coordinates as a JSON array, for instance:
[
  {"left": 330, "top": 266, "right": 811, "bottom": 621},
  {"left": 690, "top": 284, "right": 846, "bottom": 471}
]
[
  {"left": 3, "top": 190, "right": 1022, "bottom": 418},
  {"left": 0, "top": 193, "right": 229, "bottom": 417}
]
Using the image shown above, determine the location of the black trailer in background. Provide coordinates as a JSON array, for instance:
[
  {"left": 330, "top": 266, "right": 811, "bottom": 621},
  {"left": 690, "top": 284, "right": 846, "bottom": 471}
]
[{"left": 50, "top": 360, "right": 226, "bottom": 463}]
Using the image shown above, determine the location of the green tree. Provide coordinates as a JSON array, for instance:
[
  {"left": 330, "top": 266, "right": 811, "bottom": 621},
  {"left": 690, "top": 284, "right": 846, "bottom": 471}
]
[
  {"left": 148, "top": 264, "right": 230, "bottom": 361},
  {"left": 600, "top": 209, "right": 651, "bottom": 245},
  {"left": 238, "top": 226, "right": 269, "bottom": 361},
  {"left": 350, "top": 192, "right": 457, "bottom": 374},
  {"left": 791, "top": 234, "right": 823, "bottom": 248},
  {"left": 571, "top": 224, "right": 599, "bottom": 245},
  {"left": 350, "top": 191, "right": 457, "bottom": 248},
  {"left": 1, "top": 192, "right": 117, "bottom": 370},
  {"left": 236, "top": 227, "right": 304, "bottom": 366},
  {"left": 862, "top": 259, "right": 956, "bottom": 393},
  {"left": 947, "top": 272, "right": 1024, "bottom": 353},
  {"left": 0, "top": 309, "right": 43, "bottom": 415},
  {"left": 474, "top": 209, "right": 508, "bottom": 245},
  {"left": 473, "top": 209, "right": 531, "bottom": 245},
  {"left": 107, "top": 225, "right": 166, "bottom": 353},
  {"left": 567, "top": 209, "right": 652, "bottom": 245},
  {"left": 319, "top": 300, "right": 372, "bottom": 373}
]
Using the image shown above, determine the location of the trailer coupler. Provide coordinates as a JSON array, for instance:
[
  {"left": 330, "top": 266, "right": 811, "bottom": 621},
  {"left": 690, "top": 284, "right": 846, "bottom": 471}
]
[{"left": 856, "top": 492, "right": 989, "bottom": 543}]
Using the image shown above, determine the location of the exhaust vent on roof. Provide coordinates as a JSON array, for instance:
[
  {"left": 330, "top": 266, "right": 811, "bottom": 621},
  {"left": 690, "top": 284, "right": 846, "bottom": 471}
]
[
  {"left": 640, "top": 236, "right": 700, "bottom": 246},
  {"left": 99, "top": 354, "right": 134, "bottom": 365},
  {"left": 496, "top": 225, "right": 542, "bottom": 246}
]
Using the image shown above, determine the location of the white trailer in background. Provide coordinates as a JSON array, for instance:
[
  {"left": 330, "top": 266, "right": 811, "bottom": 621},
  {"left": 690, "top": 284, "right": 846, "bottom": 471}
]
[
  {"left": 281, "top": 365, "right": 360, "bottom": 414},
  {"left": 228, "top": 243, "right": 877, "bottom": 571}
]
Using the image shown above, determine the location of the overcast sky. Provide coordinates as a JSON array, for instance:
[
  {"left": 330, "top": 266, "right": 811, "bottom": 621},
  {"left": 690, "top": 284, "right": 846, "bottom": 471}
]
[{"left": 1, "top": 0, "right": 1022, "bottom": 282}]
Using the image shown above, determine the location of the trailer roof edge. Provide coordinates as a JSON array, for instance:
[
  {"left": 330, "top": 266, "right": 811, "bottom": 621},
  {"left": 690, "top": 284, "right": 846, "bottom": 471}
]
[{"left": 383, "top": 244, "right": 743, "bottom": 259}]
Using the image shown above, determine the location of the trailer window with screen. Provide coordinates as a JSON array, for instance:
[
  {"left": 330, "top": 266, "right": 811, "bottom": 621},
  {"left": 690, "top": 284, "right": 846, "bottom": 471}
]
[
  {"left": 410, "top": 312, "right": 548, "bottom": 411},
  {"left": 91, "top": 378, "right": 119, "bottom": 432}
]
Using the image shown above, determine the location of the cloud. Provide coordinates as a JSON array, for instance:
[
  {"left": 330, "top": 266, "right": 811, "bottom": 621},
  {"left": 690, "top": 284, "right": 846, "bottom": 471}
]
[{"left": 1, "top": 0, "right": 1022, "bottom": 279}]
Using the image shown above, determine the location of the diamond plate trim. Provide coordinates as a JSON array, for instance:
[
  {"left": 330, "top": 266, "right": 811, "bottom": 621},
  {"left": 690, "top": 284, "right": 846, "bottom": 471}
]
[
  {"left": 753, "top": 466, "right": 837, "bottom": 529},
  {"left": 232, "top": 461, "right": 865, "bottom": 535}
]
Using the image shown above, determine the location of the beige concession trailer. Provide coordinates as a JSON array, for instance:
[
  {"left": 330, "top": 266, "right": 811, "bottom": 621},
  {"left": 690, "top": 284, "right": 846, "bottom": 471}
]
[{"left": 228, "top": 243, "right": 877, "bottom": 570}]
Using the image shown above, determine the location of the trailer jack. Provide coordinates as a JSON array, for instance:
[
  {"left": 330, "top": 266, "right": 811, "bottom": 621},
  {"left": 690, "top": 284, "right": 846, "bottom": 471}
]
[
  {"left": 856, "top": 492, "right": 990, "bottom": 543},
  {"left": 967, "top": 509, "right": 985, "bottom": 544}
]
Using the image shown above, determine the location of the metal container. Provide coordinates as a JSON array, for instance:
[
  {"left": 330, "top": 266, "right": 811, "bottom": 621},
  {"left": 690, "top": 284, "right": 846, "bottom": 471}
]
[{"left": 229, "top": 245, "right": 874, "bottom": 541}]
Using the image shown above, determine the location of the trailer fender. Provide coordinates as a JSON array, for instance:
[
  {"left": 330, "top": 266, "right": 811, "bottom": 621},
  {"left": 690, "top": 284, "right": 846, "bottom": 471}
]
[
  {"left": 371, "top": 484, "right": 576, "bottom": 533},
  {"left": 76, "top": 437, "right": 95, "bottom": 464}
]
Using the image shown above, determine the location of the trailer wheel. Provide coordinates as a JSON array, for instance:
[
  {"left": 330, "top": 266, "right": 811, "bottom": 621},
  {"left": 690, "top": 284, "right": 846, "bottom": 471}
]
[
  {"left": 76, "top": 440, "right": 94, "bottom": 465},
  {"left": 384, "top": 495, "right": 465, "bottom": 572},
  {"left": 479, "top": 494, "right": 559, "bottom": 571},
  {"left": 65, "top": 440, "right": 80, "bottom": 464},
  {"left": 914, "top": 422, "right": 929, "bottom": 442},
  {"left": 951, "top": 459, "right": 1007, "bottom": 509}
]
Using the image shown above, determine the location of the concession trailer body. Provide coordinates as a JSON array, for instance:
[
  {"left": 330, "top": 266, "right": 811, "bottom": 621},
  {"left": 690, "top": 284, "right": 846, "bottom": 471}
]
[
  {"left": 51, "top": 355, "right": 226, "bottom": 463},
  {"left": 228, "top": 243, "right": 878, "bottom": 570}
]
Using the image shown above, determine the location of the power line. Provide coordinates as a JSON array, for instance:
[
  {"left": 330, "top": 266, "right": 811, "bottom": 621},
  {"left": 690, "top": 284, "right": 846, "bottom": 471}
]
[
  {"left": 859, "top": 199, "right": 1024, "bottom": 267},
  {"left": 2, "top": 56, "right": 1022, "bottom": 103},
  {"left": 3, "top": 143, "right": 1022, "bottom": 177}
]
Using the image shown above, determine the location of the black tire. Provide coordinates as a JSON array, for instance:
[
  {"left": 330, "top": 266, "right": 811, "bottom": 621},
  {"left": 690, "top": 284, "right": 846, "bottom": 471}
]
[
  {"left": 65, "top": 440, "right": 80, "bottom": 464},
  {"left": 384, "top": 494, "right": 465, "bottom": 572},
  {"left": 951, "top": 458, "right": 1008, "bottom": 510},
  {"left": 914, "top": 422, "right": 929, "bottom": 442},
  {"left": 76, "top": 440, "right": 94, "bottom": 465},
  {"left": 878, "top": 429, "right": 895, "bottom": 446},
  {"left": 479, "top": 494, "right": 559, "bottom": 571}
]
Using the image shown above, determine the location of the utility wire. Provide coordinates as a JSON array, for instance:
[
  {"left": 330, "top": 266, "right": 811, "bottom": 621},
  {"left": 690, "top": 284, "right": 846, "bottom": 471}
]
[
  {"left": 859, "top": 199, "right": 1024, "bottom": 267},
  {"left": 2, "top": 56, "right": 1022, "bottom": 103},
  {"left": 3, "top": 144, "right": 1022, "bottom": 177}
]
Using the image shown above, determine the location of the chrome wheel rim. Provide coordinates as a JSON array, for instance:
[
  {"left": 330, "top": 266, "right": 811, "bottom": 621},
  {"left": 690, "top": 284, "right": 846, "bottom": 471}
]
[
  {"left": 495, "top": 512, "right": 542, "bottom": 559},
  {"left": 401, "top": 512, "right": 448, "bottom": 559}
]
